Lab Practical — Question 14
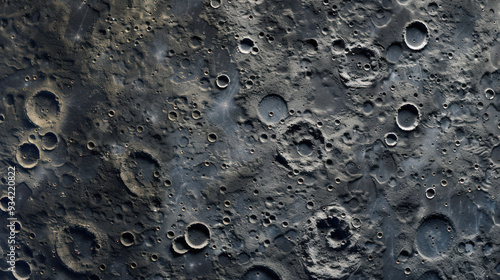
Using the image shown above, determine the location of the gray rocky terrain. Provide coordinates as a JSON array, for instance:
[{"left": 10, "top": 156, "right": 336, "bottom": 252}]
[{"left": 0, "top": 0, "right": 499, "bottom": 279}]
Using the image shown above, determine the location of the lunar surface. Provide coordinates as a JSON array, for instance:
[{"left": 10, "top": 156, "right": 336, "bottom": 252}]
[{"left": 0, "top": 0, "right": 499, "bottom": 279}]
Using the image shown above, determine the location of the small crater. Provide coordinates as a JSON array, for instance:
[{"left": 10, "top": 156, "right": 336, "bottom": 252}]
[
  {"left": 0, "top": 196, "right": 10, "bottom": 211},
  {"left": 41, "top": 132, "right": 58, "bottom": 150},
  {"left": 363, "top": 101, "right": 374, "bottom": 113},
  {"left": 239, "top": 38, "right": 254, "bottom": 54},
  {"left": 216, "top": 74, "right": 230, "bottom": 89},
  {"left": 339, "top": 46, "right": 385, "bottom": 88},
  {"left": 242, "top": 266, "right": 281, "bottom": 280},
  {"left": 171, "top": 236, "right": 190, "bottom": 255},
  {"left": 404, "top": 21, "right": 429, "bottom": 50},
  {"left": 87, "top": 141, "right": 96, "bottom": 150},
  {"left": 185, "top": 222, "right": 211, "bottom": 249},
  {"left": 26, "top": 90, "right": 61, "bottom": 127},
  {"left": 386, "top": 43, "right": 402, "bottom": 63},
  {"left": 16, "top": 143, "right": 40, "bottom": 169},
  {"left": 258, "top": 95, "right": 288, "bottom": 124},
  {"left": 120, "top": 151, "right": 159, "bottom": 195},
  {"left": 120, "top": 231, "right": 135, "bottom": 247},
  {"left": 208, "top": 133, "right": 218, "bottom": 142},
  {"left": 13, "top": 260, "right": 31, "bottom": 280},
  {"left": 331, "top": 38, "right": 345, "bottom": 53},
  {"left": 490, "top": 145, "right": 500, "bottom": 165},
  {"left": 396, "top": 103, "right": 420, "bottom": 131},
  {"left": 297, "top": 140, "right": 314, "bottom": 156},
  {"left": 425, "top": 188, "right": 435, "bottom": 199},
  {"left": 417, "top": 215, "right": 454, "bottom": 258},
  {"left": 384, "top": 132, "right": 398, "bottom": 147},
  {"left": 56, "top": 225, "right": 104, "bottom": 273},
  {"left": 485, "top": 88, "right": 495, "bottom": 100},
  {"left": 210, "top": 0, "right": 221, "bottom": 8}
]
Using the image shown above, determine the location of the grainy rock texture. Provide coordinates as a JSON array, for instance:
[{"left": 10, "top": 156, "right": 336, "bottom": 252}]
[{"left": 0, "top": 0, "right": 499, "bottom": 279}]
